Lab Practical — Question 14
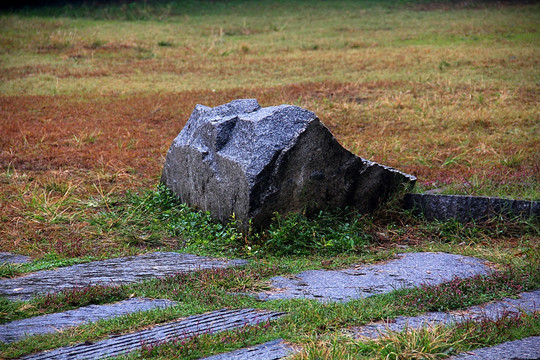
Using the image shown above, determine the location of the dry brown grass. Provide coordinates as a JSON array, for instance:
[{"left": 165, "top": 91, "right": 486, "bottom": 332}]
[{"left": 1, "top": 80, "right": 537, "bottom": 257}]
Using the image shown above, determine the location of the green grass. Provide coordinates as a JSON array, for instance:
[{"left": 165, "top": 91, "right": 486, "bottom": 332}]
[{"left": 0, "top": 186, "right": 538, "bottom": 358}]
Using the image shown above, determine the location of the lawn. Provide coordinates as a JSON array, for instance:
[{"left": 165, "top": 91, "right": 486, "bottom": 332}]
[{"left": 0, "top": 0, "right": 538, "bottom": 359}]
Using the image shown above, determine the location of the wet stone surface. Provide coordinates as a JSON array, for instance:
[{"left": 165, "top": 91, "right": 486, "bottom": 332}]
[
  {"left": 257, "top": 252, "right": 490, "bottom": 302},
  {"left": 449, "top": 335, "right": 540, "bottom": 360},
  {"left": 21, "top": 308, "right": 285, "bottom": 360},
  {"left": 0, "top": 252, "right": 248, "bottom": 301},
  {"left": 0, "top": 298, "right": 177, "bottom": 343},
  {"left": 0, "top": 252, "right": 31, "bottom": 264},
  {"left": 199, "top": 339, "right": 296, "bottom": 360},
  {"left": 351, "top": 289, "right": 540, "bottom": 338}
]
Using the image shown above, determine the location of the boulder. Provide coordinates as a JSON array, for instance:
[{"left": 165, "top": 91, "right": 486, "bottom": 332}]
[{"left": 161, "top": 99, "right": 416, "bottom": 228}]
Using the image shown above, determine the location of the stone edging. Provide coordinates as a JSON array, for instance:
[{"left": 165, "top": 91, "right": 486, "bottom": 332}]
[{"left": 403, "top": 193, "right": 539, "bottom": 222}]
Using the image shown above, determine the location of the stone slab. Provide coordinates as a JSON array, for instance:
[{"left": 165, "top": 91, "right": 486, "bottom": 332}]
[
  {"left": 404, "top": 193, "right": 540, "bottom": 222},
  {"left": 0, "top": 252, "right": 31, "bottom": 264},
  {"left": 21, "top": 308, "right": 284, "bottom": 360},
  {"left": 257, "top": 252, "right": 489, "bottom": 302},
  {"left": 0, "top": 298, "right": 177, "bottom": 343},
  {"left": 352, "top": 289, "right": 540, "bottom": 338},
  {"left": 0, "top": 252, "right": 248, "bottom": 301},
  {"left": 199, "top": 339, "right": 296, "bottom": 360},
  {"left": 449, "top": 336, "right": 540, "bottom": 360}
]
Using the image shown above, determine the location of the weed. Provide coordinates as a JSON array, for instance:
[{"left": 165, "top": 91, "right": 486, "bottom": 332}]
[
  {"left": 354, "top": 312, "right": 540, "bottom": 360},
  {"left": 157, "top": 41, "right": 173, "bottom": 47},
  {"left": 438, "top": 59, "right": 451, "bottom": 71},
  {"left": 133, "top": 320, "right": 274, "bottom": 359},
  {"left": 0, "top": 263, "right": 21, "bottom": 279},
  {"left": 400, "top": 269, "right": 536, "bottom": 312},
  {"left": 294, "top": 337, "right": 354, "bottom": 360},
  {"left": 0, "top": 283, "right": 129, "bottom": 324},
  {"left": 357, "top": 323, "right": 460, "bottom": 359},
  {"left": 264, "top": 210, "right": 372, "bottom": 256},
  {"left": 452, "top": 311, "right": 540, "bottom": 349}
]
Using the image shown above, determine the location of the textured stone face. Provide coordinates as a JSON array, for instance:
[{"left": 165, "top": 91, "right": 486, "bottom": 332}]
[{"left": 161, "top": 99, "right": 416, "bottom": 228}]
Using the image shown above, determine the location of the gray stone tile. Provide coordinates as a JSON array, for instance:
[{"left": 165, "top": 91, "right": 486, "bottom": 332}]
[
  {"left": 258, "top": 252, "right": 489, "bottom": 302},
  {"left": 0, "top": 298, "right": 176, "bottom": 343},
  {"left": 199, "top": 339, "right": 296, "bottom": 360},
  {"left": 404, "top": 193, "right": 540, "bottom": 222},
  {"left": 0, "top": 252, "right": 31, "bottom": 264},
  {"left": 0, "top": 252, "right": 248, "bottom": 301},
  {"left": 20, "top": 308, "right": 285, "bottom": 360},
  {"left": 449, "top": 336, "right": 540, "bottom": 360}
]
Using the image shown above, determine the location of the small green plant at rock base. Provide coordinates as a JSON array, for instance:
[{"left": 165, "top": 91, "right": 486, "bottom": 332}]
[
  {"left": 88, "top": 185, "right": 244, "bottom": 255},
  {"left": 264, "top": 210, "right": 372, "bottom": 256}
]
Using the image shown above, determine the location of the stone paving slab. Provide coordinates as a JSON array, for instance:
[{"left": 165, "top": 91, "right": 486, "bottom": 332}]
[
  {"left": 404, "top": 193, "right": 540, "bottom": 222},
  {"left": 351, "top": 289, "right": 540, "bottom": 339},
  {"left": 199, "top": 339, "right": 296, "bottom": 360},
  {"left": 449, "top": 336, "right": 540, "bottom": 360},
  {"left": 0, "top": 252, "right": 31, "bottom": 264},
  {"left": 0, "top": 298, "right": 176, "bottom": 343},
  {"left": 21, "top": 308, "right": 285, "bottom": 360},
  {"left": 257, "top": 252, "right": 490, "bottom": 302},
  {"left": 0, "top": 252, "right": 248, "bottom": 301}
]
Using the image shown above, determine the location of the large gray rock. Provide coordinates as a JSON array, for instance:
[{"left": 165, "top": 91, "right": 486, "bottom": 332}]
[{"left": 161, "top": 99, "right": 416, "bottom": 228}]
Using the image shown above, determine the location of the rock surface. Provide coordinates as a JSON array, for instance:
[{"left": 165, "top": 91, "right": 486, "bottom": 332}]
[
  {"left": 404, "top": 193, "right": 540, "bottom": 222},
  {"left": 161, "top": 99, "right": 416, "bottom": 228},
  {"left": 0, "top": 252, "right": 31, "bottom": 264},
  {"left": 199, "top": 339, "right": 296, "bottom": 360},
  {"left": 0, "top": 298, "right": 176, "bottom": 343},
  {"left": 352, "top": 289, "right": 540, "bottom": 338},
  {"left": 0, "top": 252, "right": 247, "bottom": 301},
  {"left": 21, "top": 309, "right": 284, "bottom": 360},
  {"left": 449, "top": 336, "right": 540, "bottom": 360},
  {"left": 257, "top": 252, "right": 489, "bottom": 302}
]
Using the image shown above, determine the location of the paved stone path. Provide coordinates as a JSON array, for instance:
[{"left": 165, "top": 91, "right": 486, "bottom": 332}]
[
  {"left": 0, "top": 252, "right": 31, "bottom": 264},
  {"left": 199, "top": 339, "right": 296, "bottom": 360},
  {"left": 21, "top": 308, "right": 284, "bottom": 360},
  {"left": 351, "top": 289, "right": 540, "bottom": 339},
  {"left": 449, "top": 336, "right": 540, "bottom": 360},
  {"left": 257, "top": 252, "right": 489, "bottom": 302},
  {"left": 0, "top": 298, "right": 176, "bottom": 343},
  {"left": 2, "top": 251, "right": 536, "bottom": 360},
  {"left": 0, "top": 252, "right": 248, "bottom": 301}
]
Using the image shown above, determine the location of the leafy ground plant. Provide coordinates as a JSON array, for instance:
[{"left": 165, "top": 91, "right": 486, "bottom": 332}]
[{"left": 401, "top": 269, "right": 538, "bottom": 312}]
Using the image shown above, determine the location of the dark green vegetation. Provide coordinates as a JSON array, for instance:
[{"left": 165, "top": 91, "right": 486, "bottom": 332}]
[{"left": 0, "top": 0, "right": 539, "bottom": 358}]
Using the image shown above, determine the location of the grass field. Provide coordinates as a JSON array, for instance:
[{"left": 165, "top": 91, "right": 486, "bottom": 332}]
[{"left": 0, "top": 0, "right": 539, "bottom": 359}]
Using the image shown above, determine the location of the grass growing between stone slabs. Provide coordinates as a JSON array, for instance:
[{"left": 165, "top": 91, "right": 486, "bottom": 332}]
[
  {"left": 297, "top": 312, "right": 540, "bottom": 360},
  {"left": 1, "top": 254, "right": 538, "bottom": 358}
]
